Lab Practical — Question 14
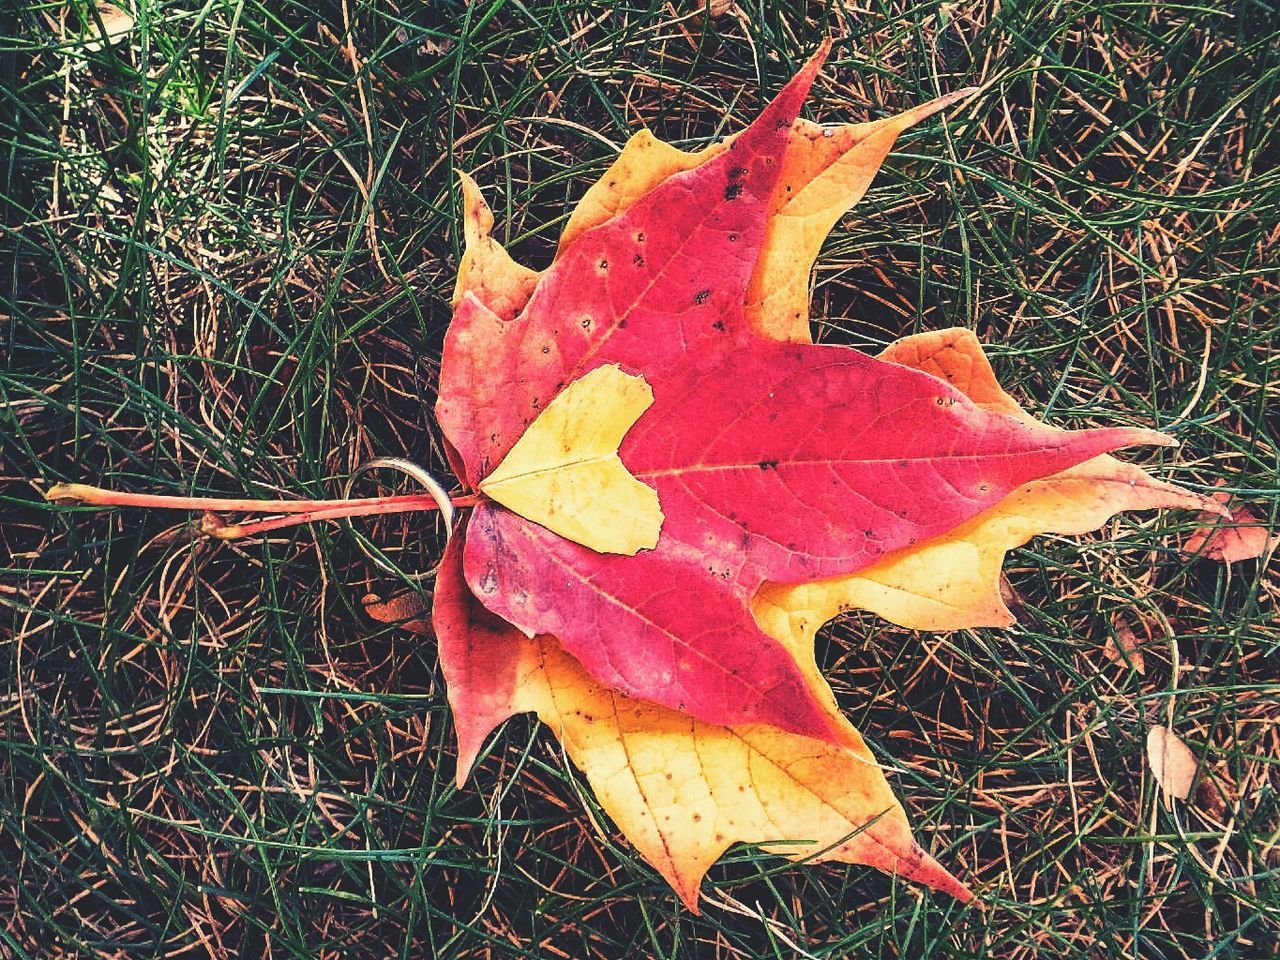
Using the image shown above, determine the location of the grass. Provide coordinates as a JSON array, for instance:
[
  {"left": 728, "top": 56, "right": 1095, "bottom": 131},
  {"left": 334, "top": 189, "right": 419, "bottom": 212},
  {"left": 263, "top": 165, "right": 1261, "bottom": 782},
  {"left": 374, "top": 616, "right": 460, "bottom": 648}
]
[{"left": 2, "top": 0, "right": 1278, "bottom": 957}]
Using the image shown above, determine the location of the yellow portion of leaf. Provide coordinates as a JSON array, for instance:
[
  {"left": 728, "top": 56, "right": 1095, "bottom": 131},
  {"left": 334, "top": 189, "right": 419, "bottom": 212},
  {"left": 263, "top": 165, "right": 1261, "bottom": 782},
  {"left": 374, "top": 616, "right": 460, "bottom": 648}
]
[
  {"left": 453, "top": 170, "right": 540, "bottom": 320},
  {"left": 757, "top": 329, "right": 1216, "bottom": 632},
  {"left": 479, "top": 364, "right": 663, "bottom": 555},
  {"left": 749, "top": 90, "right": 976, "bottom": 342},
  {"left": 558, "top": 130, "right": 727, "bottom": 252},
  {"left": 512, "top": 633, "right": 972, "bottom": 910}
]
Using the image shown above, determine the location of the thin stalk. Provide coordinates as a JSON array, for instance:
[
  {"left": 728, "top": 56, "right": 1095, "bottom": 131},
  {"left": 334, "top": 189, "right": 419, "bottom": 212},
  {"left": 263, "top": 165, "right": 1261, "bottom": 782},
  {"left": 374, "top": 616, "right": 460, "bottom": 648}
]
[
  {"left": 203, "top": 496, "right": 466, "bottom": 539},
  {"left": 47, "top": 482, "right": 475, "bottom": 514},
  {"left": 46, "top": 482, "right": 478, "bottom": 541}
]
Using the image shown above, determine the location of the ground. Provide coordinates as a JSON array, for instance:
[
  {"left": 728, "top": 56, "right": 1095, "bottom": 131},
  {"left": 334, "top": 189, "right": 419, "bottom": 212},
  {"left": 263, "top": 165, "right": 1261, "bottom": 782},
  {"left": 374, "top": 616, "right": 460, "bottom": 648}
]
[{"left": 2, "top": 1, "right": 1277, "bottom": 957}]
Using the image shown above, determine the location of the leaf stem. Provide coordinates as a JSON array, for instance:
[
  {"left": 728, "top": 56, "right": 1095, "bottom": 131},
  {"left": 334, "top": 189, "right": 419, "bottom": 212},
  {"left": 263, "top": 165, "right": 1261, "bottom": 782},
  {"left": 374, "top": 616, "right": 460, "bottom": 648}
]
[
  {"left": 202, "top": 496, "right": 465, "bottom": 539},
  {"left": 45, "top": 482, "right": 478, "bottom": 540}
]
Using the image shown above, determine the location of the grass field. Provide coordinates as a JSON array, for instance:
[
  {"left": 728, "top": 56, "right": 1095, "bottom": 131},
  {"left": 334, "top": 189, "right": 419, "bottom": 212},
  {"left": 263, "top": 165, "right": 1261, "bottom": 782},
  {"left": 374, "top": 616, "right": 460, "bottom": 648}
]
[{"left": 3, "top": 1, "right": 1278, "bottom": 957}]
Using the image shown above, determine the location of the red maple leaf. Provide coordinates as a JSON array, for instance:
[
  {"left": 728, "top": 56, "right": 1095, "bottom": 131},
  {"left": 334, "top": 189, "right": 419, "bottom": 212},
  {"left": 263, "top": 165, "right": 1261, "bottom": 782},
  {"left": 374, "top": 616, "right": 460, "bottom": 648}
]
[
  {"left": 40, "top": 41, "right": 1216, "bottom": 909},
  {"left": 435, "top": 45, "right": 1170, "bottom": 743}
]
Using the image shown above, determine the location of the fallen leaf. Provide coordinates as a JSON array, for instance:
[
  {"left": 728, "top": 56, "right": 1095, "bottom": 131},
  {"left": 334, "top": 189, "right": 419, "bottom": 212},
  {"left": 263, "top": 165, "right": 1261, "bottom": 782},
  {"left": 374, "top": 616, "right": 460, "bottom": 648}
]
[
  {"left": 428, "top": 46, "right": 1211, "bottom": 905},
  {"left": 1183, "top": 493, "right": 1276, "bottom": 563},
  {"left": 1147, "top": 726, "right": 1198, "bottom": 809},
  {"left": 1103, "top": 614, "right": 1148, "bottom": 674},
  {"left": 442, "top": 45, "right": 1171, "bottom": 741},
  {"left": 82, "top": 2, "right": 134, "bottom": 52},
  {"left": 362, "top": 591, "right": 433, "bottom": 638}
]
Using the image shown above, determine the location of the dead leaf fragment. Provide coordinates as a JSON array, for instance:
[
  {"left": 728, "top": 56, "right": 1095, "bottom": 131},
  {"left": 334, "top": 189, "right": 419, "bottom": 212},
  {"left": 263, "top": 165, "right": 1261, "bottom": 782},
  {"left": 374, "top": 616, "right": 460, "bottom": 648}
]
[
  {"left": 1183, "top": 494, "right": 1276, "bottom": 563},
  {"left": 1103, "top": 614, "right": 1147, "bottom": 674},
  {"left": 1147, "top": 726, "right": 1197, "bottom": 809},
  {"left": 82, "top": 3, "right": 135, "bottom": 51},
  {"left": 363, "top": 592, "right": 432, "bottom": 638}
]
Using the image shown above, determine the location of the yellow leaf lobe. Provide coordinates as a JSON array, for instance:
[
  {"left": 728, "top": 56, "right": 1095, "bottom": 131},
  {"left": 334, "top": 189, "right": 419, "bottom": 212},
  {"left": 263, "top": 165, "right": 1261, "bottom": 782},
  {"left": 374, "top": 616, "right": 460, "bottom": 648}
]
[
  {"left": 479, "top": 364, "right": 663, "bottom": 555},
  {"left": 517, "top": 635, "right": 972, "bottom": 911}
]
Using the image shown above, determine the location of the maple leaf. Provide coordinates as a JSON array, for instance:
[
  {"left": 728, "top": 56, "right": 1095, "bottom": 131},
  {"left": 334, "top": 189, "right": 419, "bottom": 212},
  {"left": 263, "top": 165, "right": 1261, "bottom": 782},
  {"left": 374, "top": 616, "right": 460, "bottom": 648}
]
[
  {"left": 437, "top": 44, "right": 1172, "bottom": 744},
  {"left": 46, "top": 42, "right": 1215, "bottom": 911},
  {"left": 421, "top": 45, "right": 1223, "bottom": 908}
]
